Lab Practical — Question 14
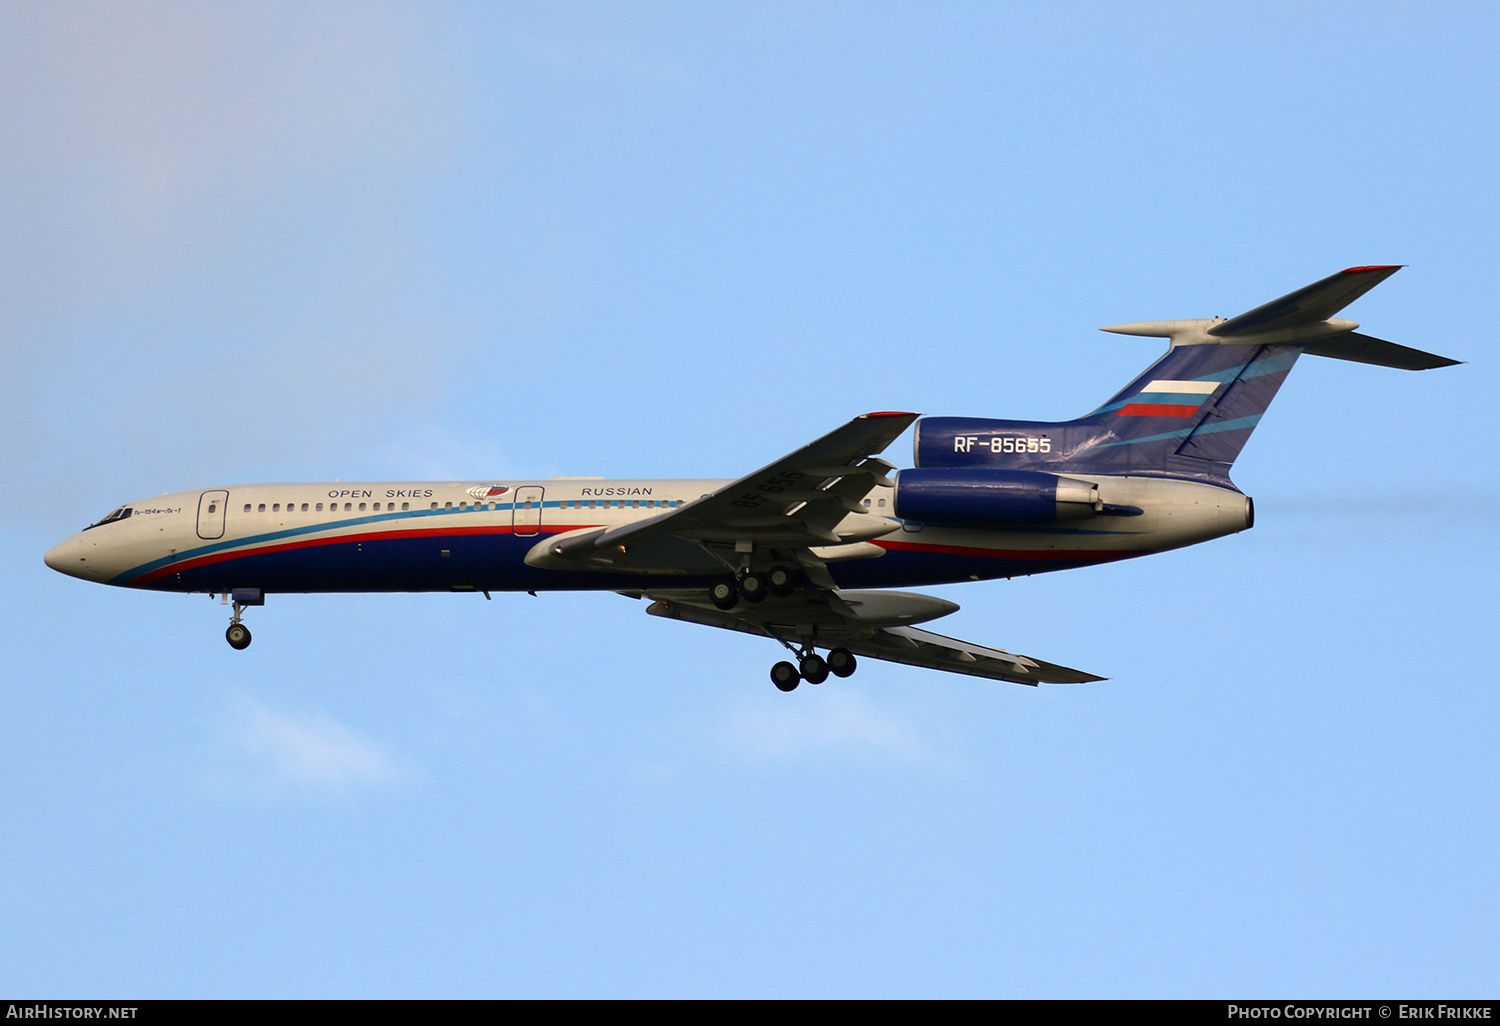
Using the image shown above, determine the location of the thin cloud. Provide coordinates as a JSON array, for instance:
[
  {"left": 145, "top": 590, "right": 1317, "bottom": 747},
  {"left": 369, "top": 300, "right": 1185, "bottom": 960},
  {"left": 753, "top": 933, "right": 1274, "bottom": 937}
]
[
  {"left": 0, "top": 2, "right": 466, "bottom": 517},
  {"left": 218, "top": 693, "right": 413, "bottom": 795},
  {"left": 719, "top": 689, "right": 934, "bottom": 764},
  {"left": 516, "top": 31, "right": 695, "bottom": 87},
  {"left": 1261, "top": 492, "right": 1500, "bottom": 521}
]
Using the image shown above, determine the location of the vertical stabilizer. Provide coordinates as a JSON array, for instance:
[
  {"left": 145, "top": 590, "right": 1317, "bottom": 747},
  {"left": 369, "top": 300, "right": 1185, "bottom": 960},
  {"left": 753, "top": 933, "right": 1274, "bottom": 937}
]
[{"left": 913, "top": 267, "right": 1456, "bottom": 484}]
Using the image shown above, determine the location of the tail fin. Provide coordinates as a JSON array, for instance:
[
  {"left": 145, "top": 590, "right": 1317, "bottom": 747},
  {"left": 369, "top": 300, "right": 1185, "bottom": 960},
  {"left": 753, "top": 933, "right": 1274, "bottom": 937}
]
[{"left": 914, "top": 267, "right": 1459, "bottom": 484}]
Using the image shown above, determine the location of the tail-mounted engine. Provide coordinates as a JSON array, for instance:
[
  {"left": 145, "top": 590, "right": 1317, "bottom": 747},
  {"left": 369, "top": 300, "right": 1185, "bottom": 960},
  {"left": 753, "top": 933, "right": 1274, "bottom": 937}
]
[{"left": 893, "top": 468, "right": 1136, "bottom": 527}]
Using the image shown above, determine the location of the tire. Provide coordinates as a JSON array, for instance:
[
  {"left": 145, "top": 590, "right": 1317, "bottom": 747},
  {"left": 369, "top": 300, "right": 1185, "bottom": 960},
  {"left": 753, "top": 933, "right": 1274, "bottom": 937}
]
[
  {"left": 771, "top": 661, "right": 800, "bottom": 692},
  {"left": 739, "top": 572, "right": 769, "bottom": 604},
  {"left": 799, "top": 653, "right": 829, "bottom": 685},
  {"left": 768, "top": 566, "right": 798, "bottom": 596},
  {"left": 709, "top": 579, "right": 738, "bottom": 610},
  {"left": 827, "top": 647, "right": 857, "bottom": 678},
  {"left": 226, "top": 623, "right": 252, "bottom": 650}
]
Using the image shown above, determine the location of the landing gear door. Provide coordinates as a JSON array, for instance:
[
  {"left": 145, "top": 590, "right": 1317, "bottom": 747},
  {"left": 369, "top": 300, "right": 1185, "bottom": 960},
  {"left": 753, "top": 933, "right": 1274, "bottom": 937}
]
[
  {"left": 512, "top": 486, "right": 544, "bottom": 537},
  {"left": 197, "top": 489, "right": 229, "bottom": 540}
]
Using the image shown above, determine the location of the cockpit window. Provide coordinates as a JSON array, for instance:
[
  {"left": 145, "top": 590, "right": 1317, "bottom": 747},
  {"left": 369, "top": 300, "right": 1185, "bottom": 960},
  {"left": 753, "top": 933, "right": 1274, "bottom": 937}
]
[{"left": 84, "top": 506, "right": 132, "bottom": 531}]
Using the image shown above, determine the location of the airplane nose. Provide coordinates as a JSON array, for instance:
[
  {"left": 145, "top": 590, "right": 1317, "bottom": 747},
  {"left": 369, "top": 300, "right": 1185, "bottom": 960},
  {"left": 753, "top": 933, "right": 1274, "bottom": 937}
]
[{"left": 44, "top": 535, "right": 81, "bottom": 576}]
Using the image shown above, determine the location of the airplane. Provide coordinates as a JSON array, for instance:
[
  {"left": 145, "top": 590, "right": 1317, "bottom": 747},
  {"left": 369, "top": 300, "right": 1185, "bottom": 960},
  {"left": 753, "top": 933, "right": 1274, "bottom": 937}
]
[{"left": 44, "top": 266, "right": 1458, "bottom": 691}]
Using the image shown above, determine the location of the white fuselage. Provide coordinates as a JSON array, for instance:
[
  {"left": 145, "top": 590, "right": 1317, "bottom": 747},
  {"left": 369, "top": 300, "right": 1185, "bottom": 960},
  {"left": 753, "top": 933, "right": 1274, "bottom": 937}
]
[{"left": 45, "top": 474, "right": 1251, "bottom": 594}]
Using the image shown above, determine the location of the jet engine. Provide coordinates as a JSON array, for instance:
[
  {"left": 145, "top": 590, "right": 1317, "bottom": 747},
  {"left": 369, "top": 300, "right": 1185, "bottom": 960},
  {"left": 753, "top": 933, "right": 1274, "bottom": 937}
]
[{"left": 893, "top": 468, "right": 1104, "bottom": 526}]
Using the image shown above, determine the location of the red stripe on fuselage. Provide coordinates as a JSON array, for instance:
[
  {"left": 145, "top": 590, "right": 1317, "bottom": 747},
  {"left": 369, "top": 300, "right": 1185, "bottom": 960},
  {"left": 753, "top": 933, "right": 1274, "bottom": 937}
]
[
  {"left": 874, "top": 539, "right": 1149, "bottom": 563},
  {"left": 1116, "top": 403, "right": 1200, "bottom": 418},
  {"left": 128, "top": 522, "right": 594, "bottom": 587}
]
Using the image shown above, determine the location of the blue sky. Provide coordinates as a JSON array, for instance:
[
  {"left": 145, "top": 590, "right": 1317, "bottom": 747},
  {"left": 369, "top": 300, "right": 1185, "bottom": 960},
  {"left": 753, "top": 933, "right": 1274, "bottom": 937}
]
[{"left": 2, "top": 1, "right": 1496, "bottom": 997}]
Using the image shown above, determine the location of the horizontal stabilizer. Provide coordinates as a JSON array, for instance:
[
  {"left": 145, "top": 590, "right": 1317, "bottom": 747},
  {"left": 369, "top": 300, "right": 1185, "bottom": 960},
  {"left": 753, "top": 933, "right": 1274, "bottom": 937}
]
[
  {"left": 1208, "top": 265, "right": 1403, "bottom": 337},
  {"left": 1301, "top": 332, "right": 1461, "bottom": 371}
]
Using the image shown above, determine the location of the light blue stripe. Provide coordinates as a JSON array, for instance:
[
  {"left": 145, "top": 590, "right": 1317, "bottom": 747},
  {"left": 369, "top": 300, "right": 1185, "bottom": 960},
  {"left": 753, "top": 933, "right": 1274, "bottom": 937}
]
[
  {"left": 1093, "top": 426, "right": 1197, "bottom": 448},
  {"left": 118, "top": 494, "right": 681, "bottom": 583},
  {"left": 1092, "top": 412, "right": 1263, "bottom": 448},
  {"left": 1087, "top": 349, "right": 1297, "bottom": 415},
  {"left": 1196, "top": 349, "right": 1300, "bottom": 384},
  {"left": 114, "top": 504, "right": 521, "bottom": 585},
  {"left": 1183, "top": 413, "right": 1263, "bottom": 436}
]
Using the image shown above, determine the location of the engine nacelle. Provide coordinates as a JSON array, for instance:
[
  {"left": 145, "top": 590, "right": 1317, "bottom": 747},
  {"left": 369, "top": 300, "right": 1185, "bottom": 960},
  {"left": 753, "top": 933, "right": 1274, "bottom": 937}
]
[{"left": 894, "top": 468, "right": 1101, "bottom": 526}]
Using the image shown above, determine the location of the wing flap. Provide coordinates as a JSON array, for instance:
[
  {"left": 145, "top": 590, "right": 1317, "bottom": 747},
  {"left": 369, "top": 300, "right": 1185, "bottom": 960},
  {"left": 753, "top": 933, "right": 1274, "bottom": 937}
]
[
  {"left": 643, "top": 589, "right": 1104, "bottom": 686},
  {"left": 847, "top": 626, "right": 1105, "bottom": 685}
]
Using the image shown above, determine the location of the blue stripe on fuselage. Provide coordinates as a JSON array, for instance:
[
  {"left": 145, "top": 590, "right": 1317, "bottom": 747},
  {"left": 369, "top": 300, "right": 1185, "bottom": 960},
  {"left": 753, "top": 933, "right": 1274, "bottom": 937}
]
[{"left": 114, "top": 503, "right": 540, "bottom": 585}]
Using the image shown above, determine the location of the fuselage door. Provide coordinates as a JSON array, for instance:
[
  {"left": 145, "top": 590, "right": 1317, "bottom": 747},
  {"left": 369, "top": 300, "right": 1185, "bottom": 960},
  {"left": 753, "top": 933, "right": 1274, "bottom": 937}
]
[
  {"left": 197, "top": 489, "right": 229, "bottom": 540},
  {"left": 512, "top": 485, "right": 544, "bottom": 537}
]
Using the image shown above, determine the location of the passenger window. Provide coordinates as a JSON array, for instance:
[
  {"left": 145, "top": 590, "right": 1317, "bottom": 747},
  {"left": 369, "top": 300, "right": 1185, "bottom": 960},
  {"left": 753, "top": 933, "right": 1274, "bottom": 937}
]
[
  {"left": 208, "top": 503, "right": 217, "bottom": 513},
  {"left": 863, "top": 499, "right": 871, "bottom": 508},
  {"left": 430, "top": 502, "right": 438, "bottom": 510},
  {"left": 244, "top": 504, "right": 252, "bottom": 513},
  {"left": 373, "top": 502, "right": 381, "bottom": 511},
  {"left": 301, "top": 503, "right": 308, "bottom": 512},
  {"left": 273, "top": 504, "right": 280, "bottom": 512},
  {"left": 459, "top": 501, "right": 467, "bottom": 510},
  {"left": 589, "top": 500, "right": 596, "bottom": 509},
  {"left": 402, "top": 502, "right": 409, "bottom": 511},
  {"left": 632, "top": 500, "right": 640, "bottom": 508},
  {"left": 258, "top": 504, "right": 266, "bottom": 512},
  {"left": 445, "top": 502, "right": 452, "bottom": 509},
  {"left": 878, "top": 498, "right": 886, "bottom": 508},
  {"left": 359, "top": 503, "right": 366, "bottom": 511},
  {"left": 316, "top": 503, "right": 323, "bottom": 512},
  {"left": 345, "top": 503, "right": 352, "bottom": 511}
]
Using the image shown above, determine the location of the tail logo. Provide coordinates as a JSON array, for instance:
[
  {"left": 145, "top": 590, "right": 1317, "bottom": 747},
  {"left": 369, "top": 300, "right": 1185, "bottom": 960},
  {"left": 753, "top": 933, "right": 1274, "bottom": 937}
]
[
  {"left": 1117, "top": 379, "right": 1220, "bottom": 418},
  {"left": 466, "top": 485, "right": 510, "bottom": 499}
]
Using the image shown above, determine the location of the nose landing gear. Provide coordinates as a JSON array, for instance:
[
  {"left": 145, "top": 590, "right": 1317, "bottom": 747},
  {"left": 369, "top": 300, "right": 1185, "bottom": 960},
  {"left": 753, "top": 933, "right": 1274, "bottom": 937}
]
[
  {"left": 226, "top": 621, "right": 252, "bottom": 650},
  {"left": 220, "top": 588, "right": 263, "bottom": 650}
]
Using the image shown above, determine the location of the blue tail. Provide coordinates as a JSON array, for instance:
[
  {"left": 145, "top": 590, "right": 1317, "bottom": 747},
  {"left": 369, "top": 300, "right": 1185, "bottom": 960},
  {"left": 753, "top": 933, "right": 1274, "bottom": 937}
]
[{"left": 914, "top": 267, "right": 1456, "bottom": 485}]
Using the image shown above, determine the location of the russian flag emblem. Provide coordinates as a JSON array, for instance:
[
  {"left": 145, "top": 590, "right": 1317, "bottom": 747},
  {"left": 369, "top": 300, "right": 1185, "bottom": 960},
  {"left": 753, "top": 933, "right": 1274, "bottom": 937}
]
[{"left": 1117, "top": 379, "right": 1219, "bottom": 417}]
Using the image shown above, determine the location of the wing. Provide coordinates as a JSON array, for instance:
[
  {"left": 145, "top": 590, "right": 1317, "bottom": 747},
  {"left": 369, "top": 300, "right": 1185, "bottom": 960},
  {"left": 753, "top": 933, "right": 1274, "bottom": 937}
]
[
  {"left": 526, "top": 411, "right": 919, "bottom": 582},
  {"left": 641, "top": 587, "right": 1105, "bottom": 686},
  {"left": 529, "top": 409, "right": 1103, "bottom": 684}
]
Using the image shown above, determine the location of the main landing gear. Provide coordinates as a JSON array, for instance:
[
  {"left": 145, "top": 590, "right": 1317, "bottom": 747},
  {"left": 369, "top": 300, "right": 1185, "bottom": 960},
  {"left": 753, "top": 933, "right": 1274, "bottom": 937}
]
[
  {"left": 702, "top": 567, "right": 855, "bottom": 692},
  {"left": 769, "top": 646, "right": 857, "bottom": 692},
  {"left": 709, "top": 566, "right": 801, "bottom": 611}
]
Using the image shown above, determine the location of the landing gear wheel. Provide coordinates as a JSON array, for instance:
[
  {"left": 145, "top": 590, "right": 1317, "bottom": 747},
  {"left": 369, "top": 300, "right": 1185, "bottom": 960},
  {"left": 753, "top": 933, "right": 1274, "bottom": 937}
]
[
  {"left": 739, "top": 572, "right": 769, "bottom": 603},
  {"left": 709, "top": 579, "right": 738, "bottom": 610},
  {"left": 771, "top": 661, "right": 801, "bottom": 692},
  {"left": 799, "top": 653, "right": 829, "bottom": 685},
  {"left": 226, "top": 623, "right": 252, "bottom": 650},
  {"left": 768, "top": 566, "right": 798, "bottom": 596},
  {"left": 827, "top": 647, "right": 857, "bottom": 678}
]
